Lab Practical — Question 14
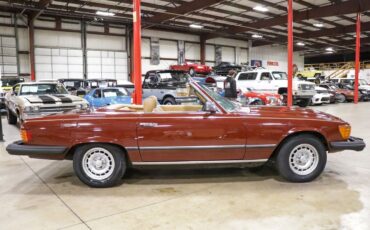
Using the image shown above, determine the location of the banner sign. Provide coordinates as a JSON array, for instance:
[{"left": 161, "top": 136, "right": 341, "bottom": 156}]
[{"left": 150, "top": 37, "right": 160, "bottom": 65}]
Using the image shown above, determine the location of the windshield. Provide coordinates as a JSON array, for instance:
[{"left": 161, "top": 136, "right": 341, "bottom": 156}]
[
  {"left": 199, "top": 84, "right": 237, "bottom": 112},
  {"left": 20, "top": 84, "right": 68, "bottom": 95},
  {"left": 103, "top": 88, "right": 129, "bottom": 97},
  {"left": 272, "top": 71, "right": 288, "bottom": 80}
]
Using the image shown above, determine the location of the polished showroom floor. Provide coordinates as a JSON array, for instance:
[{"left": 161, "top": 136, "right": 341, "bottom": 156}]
[{"left": 0, "top": 103, "right": 369, "bottom": 230}]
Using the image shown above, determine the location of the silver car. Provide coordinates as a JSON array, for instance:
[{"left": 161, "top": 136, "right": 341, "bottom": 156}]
[{"left": 5, "top": 82, "right": 89, "bottom": 124}]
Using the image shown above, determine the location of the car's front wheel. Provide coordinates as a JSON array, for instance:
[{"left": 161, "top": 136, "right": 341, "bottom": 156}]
[
  {"left": 276, "top": 134, "right": 327, "bottom": 182},
  {"left": 297, "top": 98, "right": 311, "bottom": 107},
  {"left": 73, "top": 144, "right": 127, "bottom": 188}
]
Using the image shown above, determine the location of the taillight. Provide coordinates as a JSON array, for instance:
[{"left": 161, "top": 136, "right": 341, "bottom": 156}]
[{"left": 20, "top": 129, "right": 32, "bottom": 143}]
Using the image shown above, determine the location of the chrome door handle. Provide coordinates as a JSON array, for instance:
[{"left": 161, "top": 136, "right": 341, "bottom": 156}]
[{"left": 139, "top": 122, "right": 158, "bottom": 127}]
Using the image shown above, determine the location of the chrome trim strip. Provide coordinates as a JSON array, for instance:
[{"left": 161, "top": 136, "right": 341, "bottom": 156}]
[
  {"left": 132, "top": 159, "right": 268, "bottom": 165},
  {"left": 246, "top": 144, "right": 276, "bottom": 148},
  {"left": 139, "top": 144, "right": 276, "bottom": 151},
  {"left": 126, "top": 147, "right": 139, "bottom": 150},
  {"left": 139, "top": 145, "right": 245, "bottom": 150}
]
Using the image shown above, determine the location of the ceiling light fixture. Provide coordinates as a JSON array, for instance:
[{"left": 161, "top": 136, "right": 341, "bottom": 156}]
[
  {"left": 296, "top": 42, "right": 305, "bottom": 46},
  {"left": 189, "top": 24, "right": 203, "bottom": 29},
  {"left": 96, "top": 11, "right": 115, "bottom": 16},
  {"left": 325, "top": 47, "right": 334, "bottom": 52},
  {"left": 313, "top": 23, "right": 324, "bottom": 28},
  {"left": 252, "top": 34, "right": 263, "bottom": 38},
  {"left": 253, "top": 5, "right": 269, "bottom": 12}
]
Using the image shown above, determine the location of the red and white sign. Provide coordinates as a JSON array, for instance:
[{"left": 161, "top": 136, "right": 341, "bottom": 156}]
[{"left": 267, "top": 61, "right": 279, "bottom": 66}]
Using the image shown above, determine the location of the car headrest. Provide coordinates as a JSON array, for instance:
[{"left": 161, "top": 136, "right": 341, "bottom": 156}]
[{"left": 143, "top": 96, "right": 158, "bottom": 113}]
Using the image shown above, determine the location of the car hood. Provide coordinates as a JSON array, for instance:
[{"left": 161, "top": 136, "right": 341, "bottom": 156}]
[
  {"left": 22, "top": 94, "right": 84, "bottom": 104},
  {"left": 241, "top": 106, "right": 344, "bottom": 122}
]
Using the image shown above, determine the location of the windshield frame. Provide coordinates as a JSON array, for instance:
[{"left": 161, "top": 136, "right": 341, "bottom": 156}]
[{"left": 19, "top": 83, "right": 69, "bottom": 96}]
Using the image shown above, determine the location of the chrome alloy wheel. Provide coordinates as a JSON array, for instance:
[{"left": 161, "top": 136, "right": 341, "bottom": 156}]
[
  {"left": 82, "top": 147, "right": 115, "bottom": 180},
  {"left": 289, "top": 144, "right": 319, "bottom": 176}
]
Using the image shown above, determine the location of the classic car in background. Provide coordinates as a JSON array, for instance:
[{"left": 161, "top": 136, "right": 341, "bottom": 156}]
[
  {"left": 319, "top": 83, "right": 350, "bottom": 103},
  {"left": 86, "top": 79, "right": 118, "bottom": 89},
  {"left": 235, "top": 69, "right": 316, "bottom": 107},
  {"left": 58, "top": 78, "right": 88, "bottom": 96},
  {"left": 243, "top": 88, "right": 282, "bottom": 106},
  {"left": 6, "top": 80, "right": 365, "bottom": 187},
  {"left": 311, "top": 86, "right": 331, "bottom": 105},
  {"left": 213, "top": 62, "right": 242, "bottom": 76},
  {"left": 84, "top": 87, "right": 131, "bottom": 108},
  {"left": 117, "top": 80, "right": 135, "bottom": 93},
  {"left": 0, "top": 77, "right": 24, "bottom": 109},
  {"left": 143, "top": 70, "right": 197, "bottom": 105},
  {"left": 337, "top": 83, "right": 369, "bottom": 101},
  {"left": 296, "top": 67, "right": 324, "bottom": 84},
  {"left": 5, "top": 82, "right": 89, "bottom": 125},
  {"left": 170, "top": 62, "right": 212, "bottom": 76},
  {"left": 192, "top": 74, "right": 226, "bottom": 91}
]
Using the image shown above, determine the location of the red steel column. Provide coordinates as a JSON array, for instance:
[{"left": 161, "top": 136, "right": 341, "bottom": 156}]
[
  {"left": 28, "top": 17, "right": 36, "bottom": 81},
  {"left": 200, "top": 36, "right": 206, "bottom": 65},
  {"left": 287, "top": 0, "right": 293, "bottom": 106},
  {"left": 132, "top": 0, "right": 142, "bottom": 104},
  {"left": 354, "top": 13, "right": 361, "bottom": 104}
]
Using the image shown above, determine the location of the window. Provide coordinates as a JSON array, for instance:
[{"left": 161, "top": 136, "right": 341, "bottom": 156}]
[
  {"left": 238, "top": 73, "right": 257, "bottom": 81},
  {"left": 103, "top": 88, "right": 129, "bottom": 97},
  {"left": 261, "top": 72, "right": 273, "bottom": 81},
  {"left": 93, "top": 89, "right": 102, "bottom": 98},
  {"left": 20, "top": 84, "right": 68, "bottom": 95}
]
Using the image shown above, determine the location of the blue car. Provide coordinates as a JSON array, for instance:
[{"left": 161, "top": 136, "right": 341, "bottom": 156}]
[{"left": 84, "top": 87, "right": 131, "bottom": 108}]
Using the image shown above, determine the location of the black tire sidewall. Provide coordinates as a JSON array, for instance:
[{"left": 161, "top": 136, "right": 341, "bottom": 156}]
[
  {"left": 7, "top": 108, "right": 17, "bottom": 125},
  {"left": 163, "top": 97, "right": 176, "bottom": 105},
  {"left": 73, "top": 144, "right": 126, "bottom": 188},
  {"left": 276, "top": 135, "right": 327, "bottom": 182}
]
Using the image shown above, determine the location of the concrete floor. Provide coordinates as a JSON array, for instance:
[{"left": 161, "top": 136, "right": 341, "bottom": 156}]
[{"left": 0, "top": 103, "right": 369, "bottom": 230}]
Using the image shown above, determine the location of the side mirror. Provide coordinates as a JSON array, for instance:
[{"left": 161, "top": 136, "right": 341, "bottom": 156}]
[{"left": 205, "top": 101, "right": 217, "bottom": 113}]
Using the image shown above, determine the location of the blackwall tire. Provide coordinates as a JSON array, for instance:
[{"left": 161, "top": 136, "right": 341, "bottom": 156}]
[
  {"left": 73, "top": 144, "right": 126, "bottom": 188},
  {"left": 276, "top": 134, "right": 327, "bottom": 182},
  {"left": 163, "top": 97, "right": 176, "bottom": 105},
  {"left": 7, "top": 108, "right": 17, "bottom": 125},
  {"left": 297, "top": 98, "right": 310, "bottom": 107}
]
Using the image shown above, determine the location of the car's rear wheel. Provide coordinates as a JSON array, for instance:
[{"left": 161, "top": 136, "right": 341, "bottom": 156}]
[
  {"left": 73, "top": 144, "right": 126, "bottom": 188},
  {"left": 276, "top": 134, "right": 327, "bottom": 182},
  {"left": 7, "top": 108, "right": 17, "bottom": 125}
]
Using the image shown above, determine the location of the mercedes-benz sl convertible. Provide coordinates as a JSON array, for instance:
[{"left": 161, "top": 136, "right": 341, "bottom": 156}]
[{"left": 6, "top": 80, "right": 365, "bottom": 187}]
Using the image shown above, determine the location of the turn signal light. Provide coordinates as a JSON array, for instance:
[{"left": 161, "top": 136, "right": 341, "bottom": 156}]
[
  {"left": 339, "top": 125, "right": 351, "bottom": 140},
  {"left": 20, "top": 129, "right": 31, "bottom": 143}
]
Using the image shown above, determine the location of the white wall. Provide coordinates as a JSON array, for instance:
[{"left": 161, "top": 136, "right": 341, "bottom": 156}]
[{"left": 249, "top": 45, "right": 305, "bottom": 71}]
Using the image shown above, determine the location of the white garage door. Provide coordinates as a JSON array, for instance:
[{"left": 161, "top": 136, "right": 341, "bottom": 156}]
[
  {"left": 35, "top": 47, "right": 83, "bottom": 80},
  {"left": 87, "top": 50, "right": 128, "bottom": 80},
  {"left": 0, "top": 36, "right": 18, "bottom": 77}
]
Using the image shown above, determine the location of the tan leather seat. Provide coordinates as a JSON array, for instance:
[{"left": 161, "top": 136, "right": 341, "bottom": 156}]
[{"left": 143, "top": 96, "right": 158, "bottom": 112}]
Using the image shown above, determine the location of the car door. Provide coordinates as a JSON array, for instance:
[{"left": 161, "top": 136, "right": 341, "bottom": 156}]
[
  {"left": 137, "top": 112, "right": 247, "bottom": 162},
  {"left": 92, "top": 89, "right": 105, "bottom": 107},
  {"left": 259, "top": 72, "right": 275, "bottom": 93}
]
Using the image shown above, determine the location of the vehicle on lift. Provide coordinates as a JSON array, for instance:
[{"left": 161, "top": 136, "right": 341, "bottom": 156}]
[
  {"left": 319, "top": 83, "right": 352, "bottom": 103},
  {"left": 170, "top": 62, "right": 212, "bottom": 76},
  {"left": 0, "top": 77, "right": 24, "bottom": 109},
  {"left": 58, "top": 78, "right": 88, "bottom": 97},
  {"left": 142, "top": 70, "right": 198, "bottom": 105},
  {"left": 5, "top": 82, "right": 89, "bottom": 125},
  {"left": 295, "top": 67, "right": 324, "bottom": 84},
  {"left": 6, "top": 79, "right": 365, "bottom": 187},
  {"left": 84, "top": 87, "right": 131, "bottom": 108},
  {"left": 213, "top": 62, "right": 242, "bottom": 76},
  {"left": 311, "top": 86, "right": 331, "bottom": 105},
  {"left": 235, "top": 69, "right": 316, "bottom": 107}
]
